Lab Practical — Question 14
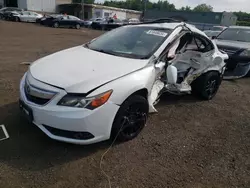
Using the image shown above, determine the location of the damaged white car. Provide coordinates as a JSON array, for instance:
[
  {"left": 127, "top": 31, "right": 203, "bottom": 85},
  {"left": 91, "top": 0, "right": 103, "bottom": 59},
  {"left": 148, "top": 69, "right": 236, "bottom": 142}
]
[{"left": 19, "top": 20, "right": 228, "bottom": 144}]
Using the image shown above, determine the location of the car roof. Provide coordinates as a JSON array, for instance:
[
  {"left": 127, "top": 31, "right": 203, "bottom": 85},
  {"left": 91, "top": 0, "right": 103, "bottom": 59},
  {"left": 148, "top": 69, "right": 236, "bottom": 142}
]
[
  {"left": 134, "top": 22, "right": 207, "bottom": 37},
  {"left": 136, "top": 22, "right": 182, "bottom": 29}
]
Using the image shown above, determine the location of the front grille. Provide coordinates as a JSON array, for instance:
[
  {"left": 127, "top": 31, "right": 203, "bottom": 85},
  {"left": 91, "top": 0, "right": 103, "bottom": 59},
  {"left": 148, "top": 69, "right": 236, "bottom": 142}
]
[
  {"left": 24, "top": 80, "right": 56, "bottom": 105},
  {"left": 43, "top": 125, "right": 95, "bottom": 140}
]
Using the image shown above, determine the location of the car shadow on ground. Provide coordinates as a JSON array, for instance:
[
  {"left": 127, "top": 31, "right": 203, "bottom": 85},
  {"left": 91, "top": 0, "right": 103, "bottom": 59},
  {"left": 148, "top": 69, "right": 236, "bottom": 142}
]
[
  {"left": 156, "top": 92, "right": 203, "bottom": 107},
  {"left": 0, "top": 101, "right": 116, "bottom": 172},
  {"left": 0, "top": 95, "right": 198, "bottom": 172}
]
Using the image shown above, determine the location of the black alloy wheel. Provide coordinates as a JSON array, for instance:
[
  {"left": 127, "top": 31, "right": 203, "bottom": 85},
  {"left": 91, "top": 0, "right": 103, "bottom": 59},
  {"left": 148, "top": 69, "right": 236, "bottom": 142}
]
[
  {"left": 112, "top": 95, "right": 148, "bottom": 142},
  {"left": 120, "top": 104, "right": 147, "bottom": 139},
  {"left": 191, "top": 71, "right": 221, "bottom": 100},
  {"left": 204, "top": 78, "right": 219, "bottom": 99}
]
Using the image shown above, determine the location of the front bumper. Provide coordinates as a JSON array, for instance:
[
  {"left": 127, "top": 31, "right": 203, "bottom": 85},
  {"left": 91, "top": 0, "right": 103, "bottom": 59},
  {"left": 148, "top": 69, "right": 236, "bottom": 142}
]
[{"left": 19, "top": 74, "right": 119, "bottom": 145}]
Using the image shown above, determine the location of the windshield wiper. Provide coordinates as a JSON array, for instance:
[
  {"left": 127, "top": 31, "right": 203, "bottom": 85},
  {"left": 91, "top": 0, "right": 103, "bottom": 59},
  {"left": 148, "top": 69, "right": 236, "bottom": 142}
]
[
  {"left": 91, "top": 49, "right": 118, "bottom": 56},
  {"left": 89, "top": 48, "right": 145, "bottom": 59},
  {"left": 84, "top": 43, "right": 90, "bottom": 48}
]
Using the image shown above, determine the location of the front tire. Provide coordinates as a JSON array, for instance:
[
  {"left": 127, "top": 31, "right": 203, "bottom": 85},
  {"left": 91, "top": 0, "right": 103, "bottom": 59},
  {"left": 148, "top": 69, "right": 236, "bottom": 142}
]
[
  {"left": 101, "top": 25, "right": 106, "bottom": 31},
  {"left": 191, "top": 71, "right": 221, "bottom": 100},
  {"left": 15, "top": 17, "right": 20, "bottom": 22},
  {"left": 75, "top": 24, "right": 81, "bottom": 29},
  {"left": 111, "top": 95, "right": 149, "bottom": 142},
  {"left": 53, "top": 22, "right": 59, "bottom": 28}
]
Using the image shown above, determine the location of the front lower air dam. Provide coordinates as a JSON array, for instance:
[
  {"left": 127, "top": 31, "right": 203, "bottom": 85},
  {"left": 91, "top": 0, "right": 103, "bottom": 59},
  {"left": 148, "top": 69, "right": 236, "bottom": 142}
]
[{"left": 223, "top": 62, "right": 250, "bottom": 80}]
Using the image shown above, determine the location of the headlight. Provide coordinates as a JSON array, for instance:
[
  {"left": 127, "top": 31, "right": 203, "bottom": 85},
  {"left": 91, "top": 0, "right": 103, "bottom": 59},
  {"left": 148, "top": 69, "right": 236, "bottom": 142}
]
[
  {"left": 57, "top": 90, "right": 113, "bottom": 110},
  {"left": 239, "top": 49, "right": 250, "bottom": 57}
]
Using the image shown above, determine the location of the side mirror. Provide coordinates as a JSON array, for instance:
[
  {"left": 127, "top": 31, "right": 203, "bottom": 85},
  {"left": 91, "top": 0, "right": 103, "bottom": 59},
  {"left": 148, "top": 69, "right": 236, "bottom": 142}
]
[
  {"left": 213, "top": 56, "right": 223, "bottom": 65},
  {"left": 167, "top": 56, "right": 175, "bottom": 61},
  {"left": 166, "top": 65, "right": 177, "bottom": 84},
  {"left": 154, "top": 61, "right": 165, "bottom": 69},
  {"left": 211, "top": 36, "right": 216, "bottom": 40}
]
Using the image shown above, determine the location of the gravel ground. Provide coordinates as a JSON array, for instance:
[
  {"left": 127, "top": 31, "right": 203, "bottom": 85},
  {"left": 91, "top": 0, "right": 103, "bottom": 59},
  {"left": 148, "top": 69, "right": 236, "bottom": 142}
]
[{"left": 0, "top": 20, "right": 249, "bottom": 188}]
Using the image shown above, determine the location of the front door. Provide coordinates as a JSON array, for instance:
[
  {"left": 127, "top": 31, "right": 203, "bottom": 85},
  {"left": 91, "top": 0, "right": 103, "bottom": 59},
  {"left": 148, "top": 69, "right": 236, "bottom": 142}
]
[
  {"left": 20, "top": 11, "right": 30, "bottom": 22},
  {"left": 59, "top": 16, "right": 70, "bottom": 27}
]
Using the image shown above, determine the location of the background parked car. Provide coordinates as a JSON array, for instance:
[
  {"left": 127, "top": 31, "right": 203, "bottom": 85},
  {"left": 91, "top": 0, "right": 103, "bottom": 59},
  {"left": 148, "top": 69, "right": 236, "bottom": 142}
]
[
  {"left": 83, "top": 17, "right": 104, "bottom": 28},
  {"left": 214, "top": 26, "right": 250, "bottom": 79},
  {"left": 90, "top": 18, "right": 107, "bottom": 29},
  {"left": 204, "top": 30, "right": 222, "bottom": 39},
  {"left": 4, "top": 11, "right": 22, "bottom": 21},
  {"left": 0, "top": 7, "right": 23, "bottom": 19},
  {"left": 48, "top": 15, "right": 84, "bottom": 29},
  {"left": 13, "top": 11, "right": 43, "bottom": 22},
  {"left": 204, "top": 26, "right": 227, "bottom": 39},
  {"left": 37, "top": 14, "right": 62, "bottom": 26},
  {"left": 99, "top": 18, "right": 125, "bottom": 30},
  {"left": 36, "top": 14, "right": 62, "bottom": 25},
  {"left": 127, "top": 18, "right": 140, "bottom": 24}
]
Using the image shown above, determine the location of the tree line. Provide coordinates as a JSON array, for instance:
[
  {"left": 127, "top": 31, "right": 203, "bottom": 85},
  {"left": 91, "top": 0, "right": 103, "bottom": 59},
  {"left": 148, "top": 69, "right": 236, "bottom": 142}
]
[
  {"left": 72, "top": 0, "right": 250, "bottom": 26},
  {"left": 73, "top": 0, "right": 214, "bottom": 12}
]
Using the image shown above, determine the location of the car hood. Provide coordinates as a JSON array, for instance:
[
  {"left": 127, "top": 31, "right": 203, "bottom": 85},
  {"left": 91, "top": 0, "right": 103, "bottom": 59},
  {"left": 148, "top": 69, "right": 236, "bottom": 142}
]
[
  {"left": 215, "top": 39, "right": 250, "bottom": 50},
  {"left": 29, "top": 46, "right": 148, "bottom": 93}
]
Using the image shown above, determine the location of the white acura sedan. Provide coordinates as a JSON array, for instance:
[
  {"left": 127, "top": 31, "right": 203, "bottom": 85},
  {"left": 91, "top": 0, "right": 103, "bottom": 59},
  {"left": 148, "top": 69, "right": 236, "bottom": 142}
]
[{"left": 19, "top": 20, "right": 228, "bottom": 144}]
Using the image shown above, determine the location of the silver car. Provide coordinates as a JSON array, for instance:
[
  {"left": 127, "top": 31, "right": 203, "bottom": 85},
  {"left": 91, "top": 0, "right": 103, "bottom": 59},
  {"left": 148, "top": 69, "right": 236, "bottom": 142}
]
[{"left": 14, "top": 11, "right": 43, "bottom": 22}]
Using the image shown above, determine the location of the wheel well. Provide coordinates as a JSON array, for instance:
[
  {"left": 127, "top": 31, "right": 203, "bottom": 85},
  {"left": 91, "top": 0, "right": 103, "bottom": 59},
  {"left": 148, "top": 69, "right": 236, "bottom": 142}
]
[
  {"left": 193, "top": 70, "right": 220, "bottom": 82},
  {"left": 204, "top": 70, "right": 221, "bottom": 75},
  {"left": 130, "top": 88, "right": 148, "bottom": 100}
]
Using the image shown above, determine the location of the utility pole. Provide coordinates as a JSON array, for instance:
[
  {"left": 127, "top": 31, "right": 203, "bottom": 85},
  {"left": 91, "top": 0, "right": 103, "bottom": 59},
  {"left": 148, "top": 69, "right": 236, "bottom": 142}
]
[
  {"left": 142, "top": 0, "right": 146, "bottom": 21},
  {"left": 81, "top": 0, "right": 84, "bottom": 20}
]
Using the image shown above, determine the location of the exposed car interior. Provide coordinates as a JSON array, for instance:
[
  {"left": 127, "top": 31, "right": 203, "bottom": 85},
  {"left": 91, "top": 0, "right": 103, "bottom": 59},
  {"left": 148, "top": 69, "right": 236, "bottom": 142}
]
[{"left": 165, "top": 32, "right": 215, "bottom": 84}]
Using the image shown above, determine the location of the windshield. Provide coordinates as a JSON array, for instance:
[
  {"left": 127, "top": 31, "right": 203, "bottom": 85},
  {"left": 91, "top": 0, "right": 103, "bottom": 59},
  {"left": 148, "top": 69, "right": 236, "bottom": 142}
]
[
  {"left": 217, "top": 28, "right": 250, "bottom": 42},
  {"left": 86, "top": 26, "right": 172, "bottom": 59}
]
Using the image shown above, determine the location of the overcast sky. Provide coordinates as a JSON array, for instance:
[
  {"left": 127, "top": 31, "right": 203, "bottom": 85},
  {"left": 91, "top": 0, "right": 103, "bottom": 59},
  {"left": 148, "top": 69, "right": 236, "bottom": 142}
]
[
  {"left": 99, "top": 0, "right": 250, "bottom": 12},
  {"left": 168, "top": 0, "right": 250, "bottom": 12}
]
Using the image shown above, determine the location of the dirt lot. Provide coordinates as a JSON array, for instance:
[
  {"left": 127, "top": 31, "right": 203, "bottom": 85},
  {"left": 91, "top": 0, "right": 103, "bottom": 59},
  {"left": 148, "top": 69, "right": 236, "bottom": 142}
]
[{"left": 0, "top": 20, "right": 249, "bottom": 188}]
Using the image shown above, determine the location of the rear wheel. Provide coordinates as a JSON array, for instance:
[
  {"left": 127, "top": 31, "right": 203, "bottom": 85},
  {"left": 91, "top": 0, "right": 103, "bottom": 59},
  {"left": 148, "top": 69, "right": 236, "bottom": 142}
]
[
  {"left": 15, "top": 17, "right": 20, "bottom": 22},
  {"left": 75, "top": 23, "right": 81, "bottom": 29},
  {"left": 191, "top": 71, "right": 221, "bottom": 100},
  {"left": 53, "top": 22, "right": 59, "bottom": 28},
  {"left": 101, "top": 25, "right": 106, "bottom": 31},
  {"left": 111, "top": 95, "right": 149, "bottom": 142}
]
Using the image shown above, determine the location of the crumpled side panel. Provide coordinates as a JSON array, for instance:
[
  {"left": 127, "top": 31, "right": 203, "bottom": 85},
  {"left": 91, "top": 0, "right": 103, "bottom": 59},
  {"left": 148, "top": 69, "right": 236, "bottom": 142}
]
[{"left": 148, "top": 80, "right": 164, "bottom": 113}]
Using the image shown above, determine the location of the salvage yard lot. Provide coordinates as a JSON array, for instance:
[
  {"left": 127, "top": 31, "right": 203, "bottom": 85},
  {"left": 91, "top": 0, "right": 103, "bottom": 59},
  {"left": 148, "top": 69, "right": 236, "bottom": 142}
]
[{"left": 0, "top": 20, "right": 249, "bottom": 188}]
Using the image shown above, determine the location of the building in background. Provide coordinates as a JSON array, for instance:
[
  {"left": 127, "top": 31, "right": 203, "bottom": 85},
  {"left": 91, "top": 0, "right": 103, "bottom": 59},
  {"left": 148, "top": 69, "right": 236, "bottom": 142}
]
[
  {"left": 0, "top": 0, "right": 4, "bottom": 8},
  {"left": 145, "top": 10, "right": 237, "bottom": 30},
  {"left": 16, "top": 0, "right": 71, "bottom": 13},
  {"left": 2, "top": 0, "right": 141, "bottom": 19},
  {"left": 57, "top": 4, "right": 142, "bottom": 20}
]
